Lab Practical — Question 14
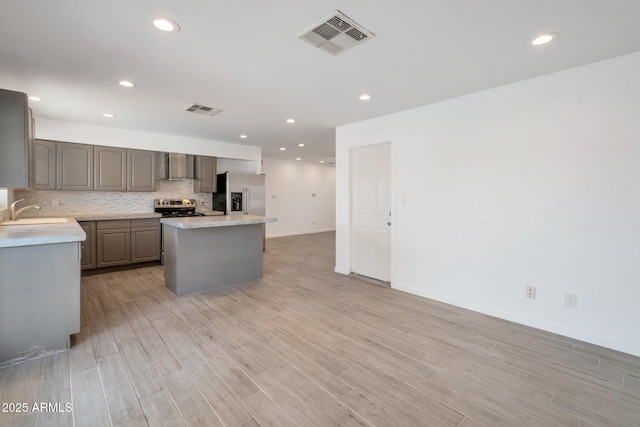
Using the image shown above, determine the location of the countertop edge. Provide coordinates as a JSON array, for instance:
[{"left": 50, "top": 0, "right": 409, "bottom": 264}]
[
  {"left": 0, "top": 220, "right": 86, "bottom": 249},
  {"left": 161, "top": 215, "right": 277, "bottom": 229}
]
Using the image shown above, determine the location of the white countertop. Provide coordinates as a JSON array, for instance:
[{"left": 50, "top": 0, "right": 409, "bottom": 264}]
[
  {"left": 0, "top": 219, "right": 86, "bottom": 248},
  {"left": 17, "top": 212, "right": 162, "bottom": 221},
  {"left": 73, "top": 212, "right": 162, "bottom": 221},
  {"left": 161, "top": 215, "right": 277, "bottom": 229}
]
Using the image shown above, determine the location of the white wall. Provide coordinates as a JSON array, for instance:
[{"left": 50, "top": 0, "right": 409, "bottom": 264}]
[
  {"left": 262, "top": 158, "right": 335, "bottom": 238},
  {"left": 336, "top": 51, "right": 640, "bottom": 357},
  {"left": 36, "top": 118, "right": 261, "bottom": 170}
]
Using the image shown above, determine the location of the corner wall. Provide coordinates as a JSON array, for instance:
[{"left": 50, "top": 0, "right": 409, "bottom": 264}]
[
  {"left": 262, "top": 158, "right": 335, "bottom": 238},
  {"left": 336, "top": 51, "right": 640, "bottom": 356}
]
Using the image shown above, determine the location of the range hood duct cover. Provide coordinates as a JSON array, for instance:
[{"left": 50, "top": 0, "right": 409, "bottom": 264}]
[
  {"left": 297, "top": 10, "right": 375, "bottom": 56},
  {"left": 157, "top": 153, "right": 195, "bottom": 180}
]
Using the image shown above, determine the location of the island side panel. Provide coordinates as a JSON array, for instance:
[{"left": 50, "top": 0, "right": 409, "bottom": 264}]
[
  {"left": 163, "top": 223, "right": 264, "bottom": 296},
  {"left": 0, "top": 242, "right": 81, "bottom": 364}
]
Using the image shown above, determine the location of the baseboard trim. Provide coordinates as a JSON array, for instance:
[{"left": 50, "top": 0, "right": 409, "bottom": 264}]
[
  {"left": 394, "top": 282, "right": 640, "bottom": 358},
  {"left": 334, "top": 266, "right": 350, "bottom": 275},
  {"left": 267, "top": 228, "right": 335, "bottom": 239}
]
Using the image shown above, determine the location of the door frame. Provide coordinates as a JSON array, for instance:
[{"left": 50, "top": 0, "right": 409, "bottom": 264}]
[{"left": 347, "top": 139, "right": 397, "bottom": 286}]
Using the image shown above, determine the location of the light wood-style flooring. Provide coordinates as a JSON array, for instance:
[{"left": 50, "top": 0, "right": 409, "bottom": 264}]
[{"left": 2, "top": 231, "right": 640, "bottom": 426}]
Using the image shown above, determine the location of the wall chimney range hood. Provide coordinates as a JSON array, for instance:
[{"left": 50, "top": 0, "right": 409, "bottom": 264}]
[{"left": 157, "top": 152, "right": 195, "bottom": 180}]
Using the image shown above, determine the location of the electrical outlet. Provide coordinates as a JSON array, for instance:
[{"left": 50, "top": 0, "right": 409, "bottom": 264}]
[
  {"left": 526, "top": 286, "right": 536, "bottom": 299},
  {"left": 52, "top": 199, "right": 59, "bottom": 207},
  {"left": 565, "top": 294, "right": 577, "bottom": 309}
]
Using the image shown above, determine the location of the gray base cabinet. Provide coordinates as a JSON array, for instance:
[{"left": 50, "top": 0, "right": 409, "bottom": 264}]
[
  {"left": 0, "top": 241, "right": 81, "bottom": 364},
  {"left": 91, "top": 218, "right": 160, "bottom": 269},
  {"left": 96, "top": 220, "right": 131, "bottom": 268},
  {"left": 79, "top": 221, "right": 96, "bottom": 270},
  {"left": 131, "top": 219, "right": 161, "bottom": 263}
]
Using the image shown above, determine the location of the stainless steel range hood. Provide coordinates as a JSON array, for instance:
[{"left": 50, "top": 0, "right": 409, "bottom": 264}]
[{"left": 157, "top": 153, "right": 195, "bottom": 180}]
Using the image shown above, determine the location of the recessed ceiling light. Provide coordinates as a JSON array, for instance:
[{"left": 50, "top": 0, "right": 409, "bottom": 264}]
[
  {"left": 118, "top": 80, "right": 136, "bottom": 88},
  {"left": 240, "top": 135, "right": 248, "bottom": 139},
  {"left": 286, "top": 118, "right": 295, "bottom": 123},
  {"left": 280, "top": 147, "right": 286, "bottom": 151},
  {"left": 320, "top": 161, "right": 325, "bottom": 163},
  {"left": 531, "top": 32, "right": 558, "bottom": 46},
  {"left": 359, "top": 94, "right": 371, "bottom": 101},
  {"left": 103, "top": 113, "right": 116, "bottom": 118},
  {"left": 296, "top": 158, "right": 301, "bottom": 161},
  {"left": 28, "top": 96, "right": 41, "bottom": 101},
  {"left": 298, "top": 143, "right": 305, "bottom": 147},
  {"left": 153, "top": 17, "right": 180, "bottom": 32}
]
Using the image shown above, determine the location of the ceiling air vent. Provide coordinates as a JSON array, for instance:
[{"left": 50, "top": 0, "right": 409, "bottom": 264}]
[
  {"left": 184, "top": 103, "right": 224, "bottom": 117},
  {"left": 297, "top": 10, "right": 375, "bottom": 56}
]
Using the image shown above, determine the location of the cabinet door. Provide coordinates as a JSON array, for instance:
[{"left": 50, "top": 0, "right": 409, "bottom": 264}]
[
  {"left": 127, "top": 149, "right": 156, "bottom": 192},
  {"left": 0, "top": 89, "right": 30, "bottom": 188},
  {"left": 33, "top": 139, "right": 57, "bottom": 190},
  {"left": 194, "top": 156, "right": 217, "bottom": 193},
  {"left": 94, "top": 146, "right": 126, "bottom": 191},
  {"left": 79, "top": 221, "right": 96, "bottom": 270},
  {"left": 57, "top": 142, "right": 94, "bottom": 190},
  {"left": 131, "top": 226, "right": 161, "bottom": 263},
  {"left": 96, "top": 228, "right": 130, "bottom": 267}
]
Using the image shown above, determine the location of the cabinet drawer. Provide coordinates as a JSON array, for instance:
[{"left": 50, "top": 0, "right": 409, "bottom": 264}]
[
  {"left": 131, "top": 218, "right": 161, "bottom": 228},
  {"left": 97, "top": 219, "right": 131, "bottom": 230}
]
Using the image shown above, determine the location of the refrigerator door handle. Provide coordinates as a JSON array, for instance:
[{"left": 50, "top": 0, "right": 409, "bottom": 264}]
[{"left": 243, "top": 188, "right": 249, "bottom": 214}]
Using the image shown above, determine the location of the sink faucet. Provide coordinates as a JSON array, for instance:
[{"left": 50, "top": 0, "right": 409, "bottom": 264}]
[{"left": 10, "top": 199, "right": 41, "bottom": 221}]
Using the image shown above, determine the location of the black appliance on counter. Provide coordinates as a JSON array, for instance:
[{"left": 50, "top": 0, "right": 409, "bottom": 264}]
[{"left": 154, "top": 198, "right": 205, "bottom": 217}]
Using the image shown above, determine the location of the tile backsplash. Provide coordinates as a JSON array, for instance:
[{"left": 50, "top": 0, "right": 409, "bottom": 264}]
[{"left": 13, "top": 180, "right": 213, "bottom": 216}]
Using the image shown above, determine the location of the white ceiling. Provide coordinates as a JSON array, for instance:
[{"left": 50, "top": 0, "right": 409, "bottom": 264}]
[{"left": 1, "top": 1, "right": 640, "bottom": 163}]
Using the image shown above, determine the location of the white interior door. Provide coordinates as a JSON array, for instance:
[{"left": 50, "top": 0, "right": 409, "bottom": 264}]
[{"left": 351, "top": 142, "right": 391, "bottom": 282}]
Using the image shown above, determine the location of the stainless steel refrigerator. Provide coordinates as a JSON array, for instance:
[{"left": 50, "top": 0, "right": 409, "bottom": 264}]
[{"left": 213, "top": 172, "right": 265, "bottom": 216}]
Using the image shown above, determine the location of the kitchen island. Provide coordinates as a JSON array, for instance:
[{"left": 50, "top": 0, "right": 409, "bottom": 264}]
[{"left": 161, "top": 215, "right": 277, "bottom": 296}]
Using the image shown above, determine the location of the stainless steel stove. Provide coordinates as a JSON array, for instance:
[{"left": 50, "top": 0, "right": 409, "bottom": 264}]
[{"left": 154, "top": 199, "right": 205, "bottom": 217}]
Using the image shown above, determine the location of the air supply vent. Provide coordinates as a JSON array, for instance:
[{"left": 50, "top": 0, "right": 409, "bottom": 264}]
[
  {"left": 184, "top": 103, "right": 224, "bottom": 117},
  {"left": 297, "top": 10, "right": 374, "bottom": 56}
]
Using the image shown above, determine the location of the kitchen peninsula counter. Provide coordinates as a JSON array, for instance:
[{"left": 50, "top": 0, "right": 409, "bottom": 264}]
[
  {"left": 161, "top": 215, "right": 276, "bottom": 296},
  {"left": 0, "top": 220, "right": 84, "bottom": 364}
]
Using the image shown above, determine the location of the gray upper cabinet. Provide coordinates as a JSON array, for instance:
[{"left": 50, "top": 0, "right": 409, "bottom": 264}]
[
  {"left": 33, "top": 139, "right": 56, "bottom": 190},
  {"left": 94, "top": 147, "right": 155, "bottom": 192},
  {"left": 94, "top": 146, "right": 126, "bottom": 191},
  {"left": 127, "top": 149, "right": 156, "bottom": 192},
  {"left": 57, "top": 142, "right": 94, "bottom": 191},
  {"left": 194, "top": 155, "right": 217, "bottom": 193},
  {"left": 33, "top": 139, "right": 94, "bottom": 190},
  {"left": 0, "top": 89, "right": 33, "bottom": 188}
]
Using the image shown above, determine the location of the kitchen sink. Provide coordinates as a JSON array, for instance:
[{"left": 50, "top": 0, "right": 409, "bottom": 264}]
[{"left": 1, "top": 217, "right": 71, "bottom": 226}]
